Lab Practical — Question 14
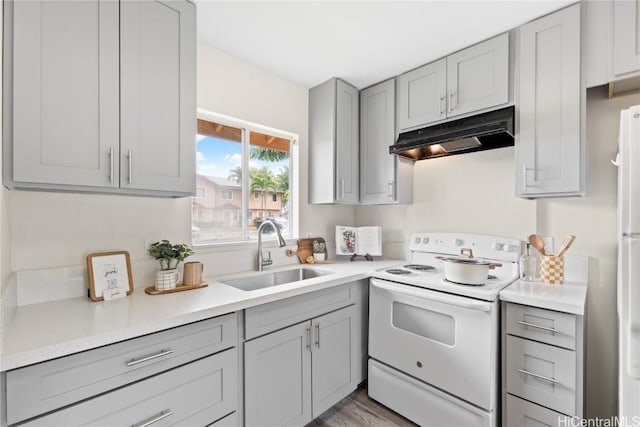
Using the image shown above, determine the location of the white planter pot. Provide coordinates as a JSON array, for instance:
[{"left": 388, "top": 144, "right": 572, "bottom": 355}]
[
  {"left": 155, "top": 269, "right": 180, "bottom": 291},
  {"left": 313, "top": 253, "right": 325, "bottom": 262}
]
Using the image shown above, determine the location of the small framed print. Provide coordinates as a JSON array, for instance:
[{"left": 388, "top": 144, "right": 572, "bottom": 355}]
[{"left": 87, "top": 251, "right": 134, "bottom": 301}]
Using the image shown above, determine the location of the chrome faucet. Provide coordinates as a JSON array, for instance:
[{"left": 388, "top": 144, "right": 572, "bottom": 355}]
[{"left": 257, "top": 220, "right": 286, "bottom": 271}]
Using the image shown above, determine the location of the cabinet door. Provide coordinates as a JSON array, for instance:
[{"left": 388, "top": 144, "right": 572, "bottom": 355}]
[
  {"left": 244, "top": 322, "right": 312, "bottom": 427},
  {"left": 516, "top": 4, "right": 582, "bottom": 197},
  {"left": 396, "top": 59, "right": 447, "bottom": 130},
  {"left": 360, "top": 80, "right": 396, "bottom": 204},
  {"left": 311, "top": 305, "right": 358, "bottom": 417},
  {"left": 120, "top": 0, "right": 196, "bottom": 195},
  {"left": 335, "top": 79, "right": 359, "bottom": 203},
  {"left": 614, "top": 0, "right": 640, "bottom": 76},
  {"left": 505, "top": 395, "right": 565, "bottom": 427},
  {"left": 10, "top": 0, "right": 119, "bottom": 188},
  {"left": 446, "top": 33, "right": 509, "bottom": 118}
]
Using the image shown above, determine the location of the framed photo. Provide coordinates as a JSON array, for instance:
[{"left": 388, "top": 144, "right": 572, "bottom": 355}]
[{"left": 87, "top": 251, "right": 134, "bottom": 301}]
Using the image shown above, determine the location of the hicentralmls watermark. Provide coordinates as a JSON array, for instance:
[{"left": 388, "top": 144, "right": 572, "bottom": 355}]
[{"left": 559, "top": 416, "right": 640, "bottom": 427}]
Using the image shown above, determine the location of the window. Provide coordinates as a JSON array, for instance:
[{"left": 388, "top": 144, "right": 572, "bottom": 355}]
[{"left": 193, "top": 110, "right": 297, "bottom": 243}]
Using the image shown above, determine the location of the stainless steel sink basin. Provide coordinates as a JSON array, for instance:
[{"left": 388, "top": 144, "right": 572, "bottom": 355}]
[{"left": 221, "top": 267, "right": 333, "bottom": 291}]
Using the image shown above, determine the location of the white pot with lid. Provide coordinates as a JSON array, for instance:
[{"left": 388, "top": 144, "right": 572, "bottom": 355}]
[{"left": 438, "top": 256, "right": 502, "bottom": 286}]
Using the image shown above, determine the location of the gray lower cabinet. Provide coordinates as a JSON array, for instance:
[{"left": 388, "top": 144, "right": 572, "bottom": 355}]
[
  {"left": 244, "top": 305, "right": 359, "bottom": 427},
  {"left": 3, "top": 0, "right": 195, "bottom": 196},
  {"left": 359, "top": 80, "right": 413, "bottom": 205},
  {"left": 515, "top": 3, "right": 583, "bottom": 198},
  {"left": 243, "top": 282, "right": 367, "bottom": 427},
  {"left": 503, "top": 302, "right": 584, "bottom": 425},
  {"left": 5, "top": 313, "right": 239, "bottom": 426}
]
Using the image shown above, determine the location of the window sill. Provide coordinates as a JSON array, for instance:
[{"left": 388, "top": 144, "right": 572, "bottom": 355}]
[{"left": 193, "top": 237, "right": 298, "bottom": 254}]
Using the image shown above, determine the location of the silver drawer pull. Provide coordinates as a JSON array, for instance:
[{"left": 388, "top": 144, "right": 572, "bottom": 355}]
[
  {"left": 517, "top": 320, "right": 559, "bottom": 334},
  {"left": 132, "top": 410, "right": 173, "bottom": 427},
  {"left": 126, "top": 349, "right": 174, "bottom": 367},
  {"left": 518, "top": 368, "right": 559, "bottom": 384}
]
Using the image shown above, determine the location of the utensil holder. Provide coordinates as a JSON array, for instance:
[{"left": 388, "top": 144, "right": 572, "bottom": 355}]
[{"left": 539, "top": 255, "right": 564, "bottom": 284}]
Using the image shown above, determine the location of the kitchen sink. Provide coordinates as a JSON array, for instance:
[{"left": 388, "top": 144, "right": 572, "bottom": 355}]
[{"left": 220, "top": 267, "right": 333, "bottom": 292}]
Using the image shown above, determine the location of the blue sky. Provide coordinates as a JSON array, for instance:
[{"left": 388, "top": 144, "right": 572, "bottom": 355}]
[{"left": 196, "top": 135, "right": 288, "bottom": 178}]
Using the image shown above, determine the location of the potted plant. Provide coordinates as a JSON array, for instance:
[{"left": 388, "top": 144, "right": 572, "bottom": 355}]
[
  {"left": 312, "top": 240, "right": 326, "bottom": 262},
  {"left": 148, "top": 240, "right": 195, "bottom": 290}
]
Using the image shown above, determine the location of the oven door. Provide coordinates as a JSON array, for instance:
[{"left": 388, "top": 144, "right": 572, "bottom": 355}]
[{"left": 369, "top": 278, "right": 498, "bottom": 411}]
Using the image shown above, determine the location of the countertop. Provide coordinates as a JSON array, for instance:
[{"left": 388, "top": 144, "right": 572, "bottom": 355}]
[
  {"left": 0, "top": 260, "right": 397, "bottom": 372},
  {"left": 499, "top": 255, "right": 589, "bottom": 315}
]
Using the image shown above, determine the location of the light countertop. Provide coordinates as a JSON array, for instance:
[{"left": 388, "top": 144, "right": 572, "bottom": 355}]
[
  {"left": 499, "top": 255, "right": 589, "bottom": 315},
  {"left": 1, "top": 260, "right": 397, "bottom": 372}
]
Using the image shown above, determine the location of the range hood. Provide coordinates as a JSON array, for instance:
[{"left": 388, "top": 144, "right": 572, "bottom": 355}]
[{"left": 390, "top": 106, "right": 515, "bottom": 161}]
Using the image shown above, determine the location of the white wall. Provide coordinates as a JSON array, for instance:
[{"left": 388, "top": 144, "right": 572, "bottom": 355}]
[{"left": 356, "top": 88, "right": 640, "bottom": 419}]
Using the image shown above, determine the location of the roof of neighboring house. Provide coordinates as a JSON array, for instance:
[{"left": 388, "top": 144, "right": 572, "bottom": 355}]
[
  {"left": 199, "top": 175, "right": 285, "bottom": 193},
  {"left": 200, "top": 175, "right": 241, "bottom": 189}
]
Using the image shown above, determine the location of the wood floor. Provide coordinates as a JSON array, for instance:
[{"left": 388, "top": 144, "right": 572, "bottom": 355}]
[{"left": 307, "top": 386, "right": 417, "bottom": 427}]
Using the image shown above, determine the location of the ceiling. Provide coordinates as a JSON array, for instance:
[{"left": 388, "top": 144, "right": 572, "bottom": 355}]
[{"left": 196, "top": 1, "right": 575, "bottom": 90}]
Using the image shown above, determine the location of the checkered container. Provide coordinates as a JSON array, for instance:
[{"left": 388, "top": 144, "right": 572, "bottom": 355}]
[{"left": 539, "top": 255, "right": 564, "bottom": 284}]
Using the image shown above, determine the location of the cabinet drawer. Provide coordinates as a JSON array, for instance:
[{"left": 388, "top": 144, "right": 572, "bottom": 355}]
[
  {"left": 506, "top": 394, "right": 566, "bottom": 427},
  {"left": 506, "top": 303, "right": 576, "bottom": 349},
  {"left": 245, "top": 283, "right": 356, "bottom": 340},
  {"left": 506, "top": 336, "right": 576, "bottom": 415},
  {"left": 6, "top": 313, "right": 237, "bottom": 425},
  {"left": 22, "top": 348, "right": 237, "bottom": 426}
]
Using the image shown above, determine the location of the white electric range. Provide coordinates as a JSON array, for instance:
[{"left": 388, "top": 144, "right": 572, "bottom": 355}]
[{"left": 368, "top": 233, "right": 522, "bottom": 427}]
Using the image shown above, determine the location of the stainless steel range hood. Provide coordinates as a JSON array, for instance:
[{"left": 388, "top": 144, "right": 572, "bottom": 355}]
[{"left": 390, "top": 106, "right": 515, "bottom": 161}]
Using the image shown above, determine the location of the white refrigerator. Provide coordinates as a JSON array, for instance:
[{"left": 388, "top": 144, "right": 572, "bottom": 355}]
[{"left": 618, "top": 104, "right": 640, "bottom": 421}]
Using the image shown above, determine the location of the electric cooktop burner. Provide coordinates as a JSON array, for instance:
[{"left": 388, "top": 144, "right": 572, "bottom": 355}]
[
  {"left": 444, "top": 278, "right": 485, "bottom": 287},
  {"left": 386, "top": 268, "right": 412, "bottom": 275},
  {"left": 403, "top": 264, "right": 436, "bottom": 272}
]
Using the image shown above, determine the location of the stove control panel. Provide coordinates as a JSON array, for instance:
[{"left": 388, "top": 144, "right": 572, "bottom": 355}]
[{"left": 408, "top": 233, "right": 523, "bottom": 262}]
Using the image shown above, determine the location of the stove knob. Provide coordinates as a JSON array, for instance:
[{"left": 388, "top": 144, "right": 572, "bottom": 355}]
[
  {"left": 452, "top": 239, "right": 463, "bottom": 247},
  {"left": 492, "top": 242, "right": 504, "bottom": 251},
  {"left": 415, "top": 237, "right": 421, "bottom": 244},
  {"left": 422, "top": 237, "right": 429, "bottom": 244},
  {"left": 502, "top": 244, "right": 513, "bottom": 252}
]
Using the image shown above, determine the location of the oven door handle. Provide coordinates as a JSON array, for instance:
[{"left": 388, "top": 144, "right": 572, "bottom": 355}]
[{"left": 371, "top": 279, "right": 492, "bottom": 312}]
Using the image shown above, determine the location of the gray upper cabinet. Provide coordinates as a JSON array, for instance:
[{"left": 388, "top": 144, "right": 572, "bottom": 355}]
[
  {"left": 3, "top": 0, "right": 196, "bottom": 197},
  {"left": 614, "top": 0, "right": 640, "bottom": 77},
  {"left": 446, "top": 33, "right": 510, "bottom": 118},
  {"left": 360, "top": 80, "right": 413, "bottom": 204},
  {"left": 396, "top": 59, "right": 447, "bottom": 130},
  {"left": 120, "top": 0, "right": 196, "bottom": 195},
  {"left": 309, "top": 78, "right": 359, "bottom": 204},
  {"left": 396, "top": 33, "right": 509, "bottom": 131},
  {"left": 6, "top": 0, "right": 120, "bottom": 189},
  {"left": 515, "top": 3, "right": 583, "bottom": 198}
]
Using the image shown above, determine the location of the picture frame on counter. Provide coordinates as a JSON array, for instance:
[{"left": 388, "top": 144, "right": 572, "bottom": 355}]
[{"left": 87, "top": 251, "right": 134, "bottom": 301}]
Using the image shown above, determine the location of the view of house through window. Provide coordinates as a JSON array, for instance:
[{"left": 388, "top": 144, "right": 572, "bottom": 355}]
[{"left": 193, "top": 115, "right": 294, "bottom": 243}]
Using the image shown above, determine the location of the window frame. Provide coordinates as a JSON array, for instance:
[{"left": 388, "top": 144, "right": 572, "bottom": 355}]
[{"left": 193, "top": 109, "right": 299, "bottom": 247}]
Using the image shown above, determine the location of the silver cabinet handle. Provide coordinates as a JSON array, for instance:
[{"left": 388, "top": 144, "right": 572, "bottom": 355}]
[
  {"left": 448, "top": 92, "right": 456, "bottom": 113},
  {"left": 518, "top": 368, "right": 559, "bottom": 384},
  {"left": 132, "top": 410, "right": 174, "bottom": 427},
  {"left": 306, "top": 326, "right": 312, "bottom": 352},
  {"left": 340, "top": 179, "right": 345, "bottom": 199},
  {"left": 517, "top": 320, "right": 559, "bottom": 334},
  {"left": 388, "top": 181, "right": 394, "bottom": 198},
  {"left": 126, "top": 349, "right": 174, "bottom": 367},
  {"left": 315, "top": 323, "right": 320, "bottom": 348},
  {"left": 439, "top": 95, "right": 446, "bottom": 115},
  {"left": 108, "top": 147, "right": 114, "bottom": 184},
  {"left": 127, "top": 149, "right": 133, "bottom": 184}
]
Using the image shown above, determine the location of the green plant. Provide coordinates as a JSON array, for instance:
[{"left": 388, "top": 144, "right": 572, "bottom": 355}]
[
  {"left": 313, "top": 240, "right": 326, "bottom": 254},
  {"left": 148, "top": 240, "right": 195, "bottom": 270}
]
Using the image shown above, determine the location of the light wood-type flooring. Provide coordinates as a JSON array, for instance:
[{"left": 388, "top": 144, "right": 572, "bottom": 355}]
[{"left": 307, "top": 386, "right": 417, "bottom": 427}]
